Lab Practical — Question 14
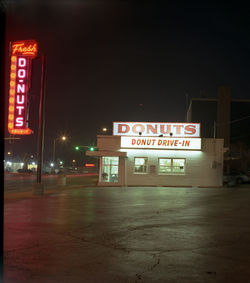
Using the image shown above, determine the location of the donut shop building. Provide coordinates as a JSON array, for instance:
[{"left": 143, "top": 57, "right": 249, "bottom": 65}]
[{"left": 86, "top": 122, "right": 224, "bottom": 187}]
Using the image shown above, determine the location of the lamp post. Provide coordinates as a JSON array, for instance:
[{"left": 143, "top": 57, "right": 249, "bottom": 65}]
[{"left": 52, "top": 136, "right": 67, "bottom": 166}]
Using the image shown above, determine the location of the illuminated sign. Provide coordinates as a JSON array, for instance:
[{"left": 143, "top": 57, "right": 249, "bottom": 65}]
[
  {"left": 84, "top": 163, "right": 95, "bottom": 167},
  {"left": 113, "top": 122, "right": 200, "bottom": 137},
  {"left": 121, "top": 137, "right": 201, "bottom": 150},
  {"left": 8, "top": 40, "right": 38, "bottom": 135}
]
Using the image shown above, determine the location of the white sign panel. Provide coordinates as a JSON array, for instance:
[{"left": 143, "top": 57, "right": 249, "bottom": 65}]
[
  {"left": 121, "top": 137, "right": 201, "bottom": 150},
  {"left": 113, "top": 122, "right": 200, "bottom": 137}
]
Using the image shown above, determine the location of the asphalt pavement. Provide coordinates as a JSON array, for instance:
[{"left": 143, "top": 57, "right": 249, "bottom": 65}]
[
  {"left": 4, "top": 185, "right": 250, "bottom": 283},
  {"left": 4, "top": 173, "right": 98, "bottom": 193}
]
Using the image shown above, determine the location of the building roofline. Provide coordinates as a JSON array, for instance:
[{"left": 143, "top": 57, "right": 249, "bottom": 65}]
[
  {"left": 231, "top": 98, "right": 250, "bottom": 102},
  {"left": 190, "top": 98, "right": 218, "bottom": 102},
  {"left": 189, "top": 98, "right": 250, "bottom": 103}
]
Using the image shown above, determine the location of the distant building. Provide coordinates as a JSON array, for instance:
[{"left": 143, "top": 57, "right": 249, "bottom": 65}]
[
  {"left": 186, "top": 87, "right": 250, "bottom": 172},
  {"left": 4, "top": 161, "right": 37, "bottom": 173}
]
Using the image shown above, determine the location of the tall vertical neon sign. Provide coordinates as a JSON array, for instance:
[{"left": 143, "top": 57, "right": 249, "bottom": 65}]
[{"left": 8, "top": 40, "right": 38, "bottom": 135}]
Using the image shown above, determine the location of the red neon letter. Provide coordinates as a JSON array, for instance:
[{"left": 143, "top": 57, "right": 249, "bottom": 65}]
[
  {"left": 173, "top": 125, "right": 184, "bottom": 135},
  {"left": 118, "top": 124, "right": 129, "bottom": 133},
  {"left": 146, "top": 125, "right": 158, "bottom": 134},
  {"left": 132, "top": 124, "right": 145, "bottom": 134},
  {"left": 184, "top": 125, "right": 196, "bottom": 135},
  {"left": 160, "top": 125, "right": 171, "bottom": 134}
]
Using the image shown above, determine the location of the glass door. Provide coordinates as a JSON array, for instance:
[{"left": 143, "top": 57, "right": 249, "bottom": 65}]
[{"left": 101, "top": 156, "right": 119, "bottom": 182}]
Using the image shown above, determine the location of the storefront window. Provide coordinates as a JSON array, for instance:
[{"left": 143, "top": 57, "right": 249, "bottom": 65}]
[
  {"left": 134, "top": 157, "right": 148, "bottom": 173},
  {"left": 158, "top": 158, "right": 185, "bottom": 174},
  {"left": 172, "top": 159, "right": 185, "bottom": 173},
  {"left": 158, "top": 158, "right": 172, "bottom": 173},
  {"left": 102, "top": 157, "right": 119, "bottom": 182}
]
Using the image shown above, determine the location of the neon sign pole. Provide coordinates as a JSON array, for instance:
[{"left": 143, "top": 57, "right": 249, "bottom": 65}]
[
  {"left": 8, "top": 40, "right": 46, "bottom": 194},
  {"left": 36, "top": 54, "right": 46, "bottom": 188}
]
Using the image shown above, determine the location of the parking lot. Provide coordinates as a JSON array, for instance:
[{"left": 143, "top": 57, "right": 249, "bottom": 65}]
[
  {"left": 4, "top": 173, "right": 98, "bottom": 193},
  {"left": 4, "top": 185, "right": 250, "bottom": 283}
]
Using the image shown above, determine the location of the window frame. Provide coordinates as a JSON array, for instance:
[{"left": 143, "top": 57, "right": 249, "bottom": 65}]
[
  {"left": 158, "top": 158, "right": 186, "bottom": 175},
  {"left": 133, "top": 157, "right": 148, "bottom": 174},
  {"left": 101, "top": 156, "right": 119, "bottom": 182}
]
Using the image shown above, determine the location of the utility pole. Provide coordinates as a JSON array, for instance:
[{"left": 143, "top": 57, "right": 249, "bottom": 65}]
[
  {"left": 213, "top": 121, "right": 216, "bottom": 139},
  {"left": 32, "top": 55, "right": 46, "bottom": 195}
]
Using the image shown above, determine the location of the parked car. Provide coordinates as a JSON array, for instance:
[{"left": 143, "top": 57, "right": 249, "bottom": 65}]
[{"left": 223, "top": 172, "right": 249, "bottom": 184}]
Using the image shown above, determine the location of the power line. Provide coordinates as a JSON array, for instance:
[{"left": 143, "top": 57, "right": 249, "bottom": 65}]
[
  {"left": 216, "top": 115, "right": 250, "bottom": 126},
  {"left": 230, "top": 115, "right": 250, "bottom": 124},
  {"left": 231, "top": 133, "right": 250, "bottom": 140}
]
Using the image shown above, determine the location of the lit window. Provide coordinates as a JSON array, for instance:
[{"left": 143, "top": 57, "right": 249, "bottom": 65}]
[
  {"left": 172, "top": 159, "right": 185, "bottom": 173},
  {"left": 134, "top": 157, "right": 148, "bottom": 173},
  {"left": 158, "top": 158, "right": 172, "bottom": 173},
  {"left": 102, "top": 156, "right": 119, "bottom": 182},
  {"left": 158, "top": 158, "right": 185, "bottom": 174}
]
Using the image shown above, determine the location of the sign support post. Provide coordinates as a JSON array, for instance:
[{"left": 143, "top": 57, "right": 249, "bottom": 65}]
[{"left": 33, "top": 55, "right": 46, "bottom": 195}]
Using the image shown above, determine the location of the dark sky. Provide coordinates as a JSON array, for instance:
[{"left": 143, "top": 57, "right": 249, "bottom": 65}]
[{"left": 4, "top": 1, "right": 250, "bottom": 164}]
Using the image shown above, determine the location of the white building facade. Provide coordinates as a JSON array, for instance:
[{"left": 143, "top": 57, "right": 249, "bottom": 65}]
[{"left": 87, "top": 122, "right": 224, "bottom": 187}]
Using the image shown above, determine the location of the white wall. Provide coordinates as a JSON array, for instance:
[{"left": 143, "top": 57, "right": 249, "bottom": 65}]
[
  {"left": 124, "top": 139, "right": 224, "bottom": 187},
  {"left": 96, "top": 136, "right": 224, "bottom": 187}
]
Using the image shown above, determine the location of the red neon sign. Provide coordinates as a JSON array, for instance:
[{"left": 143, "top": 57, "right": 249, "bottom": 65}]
[
  {"left": 11, "top": 40, "right": 38, "bottom": 57},
  {"left": 8, "top": 40, "right": 38, "bottom": 135},
  {"left": 84, "top": 163, "right": 95, "bottom": 167}
]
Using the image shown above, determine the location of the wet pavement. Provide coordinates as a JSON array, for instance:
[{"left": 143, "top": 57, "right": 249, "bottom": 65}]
[
  {"left": 4, "top": 173, "right": 98, "bottom": 193},
  {"left": 4, "top": 185, "right": 250, "bottom": 283}
]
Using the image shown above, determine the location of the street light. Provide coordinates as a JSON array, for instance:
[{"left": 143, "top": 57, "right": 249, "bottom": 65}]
[
  {"left": 100, "top": 127, "right": 110, "bottom": 135},
  {"left": 52, "top": 136, "right": 67, "bottom": 165}
]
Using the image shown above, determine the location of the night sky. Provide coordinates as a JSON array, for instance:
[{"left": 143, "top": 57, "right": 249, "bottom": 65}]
[{"left": 4, "top": 1, "right": 250, "bottom": 165}]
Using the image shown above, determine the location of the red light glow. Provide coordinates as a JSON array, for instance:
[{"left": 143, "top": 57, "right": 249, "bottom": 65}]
[
  {"left": 85, "top": 163, "right": 95, "bottom": 167},
  {"left": 11, "top": 40, "right": 38, "bottom": 57},
  {"left": 8, "top": 40, "right": 38, "bottom": 135}
]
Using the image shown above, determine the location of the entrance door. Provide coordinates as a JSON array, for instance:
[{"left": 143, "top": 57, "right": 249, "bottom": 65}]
[{"left": 101, "top": 156, "right": 119, "bottom": 183}]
